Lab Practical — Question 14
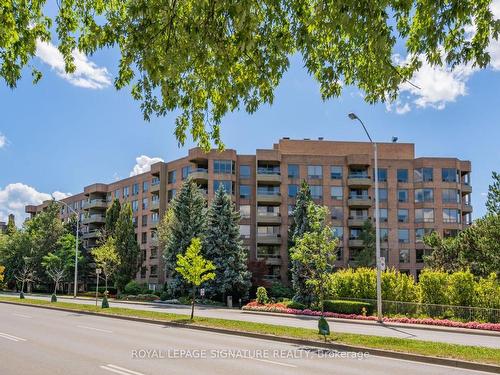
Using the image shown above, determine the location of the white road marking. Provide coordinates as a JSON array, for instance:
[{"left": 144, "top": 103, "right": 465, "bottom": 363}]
[
  {"left": 245, "top": 356, "right": 297, "bottom": 368},
  {"left": 100, "top": 364, "right": 145, "bottom": 375},
  {"left": 77, "top": 325, "right": 113, "bottom": 333},
  {"left": 0, "top": 332, "right": 27, "bottom": 342},
  {"left": 12, "top": 313, "right": 32, "bottom": 318}
]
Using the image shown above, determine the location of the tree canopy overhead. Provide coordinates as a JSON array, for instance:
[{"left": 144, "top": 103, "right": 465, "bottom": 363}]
[{"left": 2, "top": 1, "right": 499, "bottom": 149}]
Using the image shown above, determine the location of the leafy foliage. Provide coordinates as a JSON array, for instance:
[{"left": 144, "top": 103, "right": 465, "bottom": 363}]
[
  {"left": 3, "top": 1, "right": 499, "bottom": 149},
  {"left": 256, "top": 286, "right": 269, "bottom": 304},
  {"left": 487, "top": 171, "right": 500, "bottom": 216},
  {"left": 353, "top": 219, "right": 376, "bottom": 267},
  {"left": 105, "top": 199, "right": 121, "bottom": 238},
  {"left": 92, "top": 236, "right": 120, "bottom": 292}
]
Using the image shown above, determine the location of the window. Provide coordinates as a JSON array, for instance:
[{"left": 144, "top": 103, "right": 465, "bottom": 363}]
[
  {"left": 140, "top": 267, "right": 146, "bottom": 278},
  {"left": 414, "top": 167, "right": 433, "bottom": 182},
  {"left": 258, "top": 226, "right": 280, "bottom": 235},
  {"left": 416, "top": 228, "right": 434, "bottom": 243},
  {"left": 151, "top": 212, "right": 159, "bottom": 223},
  {"left": 398, "top": 229, "right": 410, "bottom": 243},
  {"left": 307, "top": 165, "right": 323, "bottom": 179},
  {"left": 182, "top": 166, "right": 191, "bottom": 180},
  {"left": 397, "top": 169, "right": 408, "bottom": 183},
  {"left": 415, "top": 188, "right": 434, "bottom": 203},
  {"left": 150, "top": 265, "right": 158, "bottom": 277},
  {"left": 333, "top": 227, "right": 343, "bottom": 240},
  {"left": 132, "top": 183, "right": 139, "bottom": 196},
  {"left": 331, "top": 166, "right": 342, "bottom": 179},
  {"left": 462, "top": 172, "right": 471, "bottom": 185},
  {"left": 239, "top": 225, "right": 251, "bottom": 238},
  {"left": 331, "top": 186, "right": 343, "bottom": 200},
  {"left": 377, "top": 168, "right": 388, "bottom": 182},
  {"left": 309, "top": 185, "right": 322, "bottom": 199},
  {"left": 398, "top": 209, "right": 409, "bottom": 223},
  {"left": 240, "top": 205, "right": 251, "bottom": 218},
  {"left": 443, "top": 229, "right": 459, "bottom": 238},
  {"left": 258, "top": 185, "right": 279, "bottom": 195},
  {"left": 106, "top": 192, "right": 112, "bottom": 202},
  {"left": 240, "top": 185, "right": 251, "bottom": 199},
  {"left": 464, "top": 212, "right": 472, "bottom": 225},
  {"left": 132, "top": 200, "right": 139, "bottom": 212},
  {"left": 349, "top": 167, "right": 369, "bottom": 178},
  {"left": 350, "top": 209, "right": 368, "bottom": 219},
  {"left": 214, "top": 180, "right": 233, "bottom": 194},
  {"left": 168, "top": 170, "right": 176, "bottom": 184},
  {"left": 142, "top": 198, "right": 148, "bottom": 210},
  {"left": 442, "top": 189, "right": 460, "bottom": 203},
  {"left": 214, "top": 160, "right": 234, "bottom": 174},
  {"left": 123, "top": 186, "right": 129, "bottom": 198},
  {"left": 167, "top": 189, "right": 176, "bottom": 202},
  {"left": 378, "top": 188, "right": 388, "bottom": 201},
  {"left": 399, "top": 249, "right": 410, "bottom": 263},
  {"left": 416, "top": 249, "right": 432, "bottom": 263},
  {"left": 143, "top": 181, "right": 149, "bottom": 192},
  {"left": 257, "top": 246, "right": 280, "bottom": 259},
  {"left": 380, "top": 228, "right": 389, "bottom": 242},
  {"left": 152, "top": 176, "right": 160, "bottom": 186},
  {"left": 132, "top": 216, "right": 138, "bottom": 228},
  {"left": 114, "top": 189, "right": 120, "bottom": 199},
  {"left": 415, "top": 208, "right": 434, "bottom": 223},
  {"left": 141, "top": 232, "right": 147, "bottom": 244},
  {"left": 240, "top": 165, "right": 251, "bottom": 178},
  {"left": 141, "top": 215, "right": 148, "bottom": 227},
  {"left": 442, "top": 168, "right": 458, "bottom": 183},
  {"left": 379, "top": 208, "right": 388, "bottom": 222},
  {"left": 443, "top": 208, "right": 461, "bottom": 223},
  {"left": 331, "top": 207, "right": 343, "bottom": 221},
  {"left": 288, "top": 184, "right": 298, "bottom": 197},
  {"left": 288, "top": 204, "right": 295, "bottom": 216},
  {"left": 398, "top": 189, "right": 408, "bottom": 203},
  {"left": 288, "top": 164, "right": 299, "bottom": 178},
  {"left": 150, "top": 248, "right": 158, "bottom": 260},
  {"left": 257, "top": 205, "right": 279, "bottom": 216}
]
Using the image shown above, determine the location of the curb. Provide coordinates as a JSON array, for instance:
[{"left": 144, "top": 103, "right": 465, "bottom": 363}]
[
  {"left": 241, "top": 310, "right": 500, "bottom": 338},
  {"left": 1, "top": 299, "right": 499, "bottom": 374}
]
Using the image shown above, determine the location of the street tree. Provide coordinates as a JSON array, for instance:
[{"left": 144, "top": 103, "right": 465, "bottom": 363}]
[
  {"left": 175, "top": 238, "right": 216, "bottom": 319},
  {"left": 204, "top": 185, "right": 251, "bottom": 300},
  {"left": 105, "top": 199, "right": 122, "bottom": 238},
  {"left": 42, "top": 252, "right": 66, "bottom": 302},
  {"left": 15, "top": 259, "right": 36, "bottom": 298},
  {"left": 91, "top": 236, "right": 120, "bottom": 293},
  {"left": 353, "top": 219, "right": 376, "bottom": 267},
  {"left": 290, "top": 203, "right": 338, "bottom": 314},
  {"left": 2, "top": 2, "right": 499, "bottom": 149},
  {"left": 6, "top": 214, "right": 16, "bottom": 236},
  {"left": 486, "top": 171, "right": 500, "bottom": 216}
]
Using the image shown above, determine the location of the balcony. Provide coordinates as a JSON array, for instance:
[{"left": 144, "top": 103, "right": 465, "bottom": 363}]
[
  {"left": 82, "top": 230, "right": 101, "bottom": 239},
  {"left": 347, "top": 173, "right": 372, "bottom": 187},
  {"left": 257, "top": 214, "right": 281, "bottom": 224},
  {"left": 151, "top": 237, "right": 159, "bottom": 247},
  {"left": 189, "top": 168, "right": 209, "bottom": 181},
  {"left": 150, "top": 183, "right": 160, "bottom": 193},
  {"left": 257, "top": 168, "right": 281, "bottom": 184},
  {"left": 257, "top": 191, "right": 281, "bottom": 205},
  {"left": 463, "top": 204, "right": 473, "bottom": 213},
  {"left": 83, "top": 199, "right": 107, "bottom": 210},
  {"left": 264, "top": 257, "right": 282, "bottom": 266},
  {"left": 348, "top": 239, "right": 364, "bottom": 247},
  {"left": 348, "top": 195, "right": 372, "bottom": 208},
  {"left": 257, "top": 234, "right": 282, "bottom": 245},
  {"left": 348, "top": 217, "right": 370, "bottom": 227},
  {"left": 461, "top": 184, "right": 472, "bottom": 194},
  {"left": 150, "top": 219, "right": 159, "bottom": 229},
  {"left": 82, "top": 214, "right": 106, "bottom": 225},
  {"left": 150, "top": 200, "right": 160, "bottom": 211}
]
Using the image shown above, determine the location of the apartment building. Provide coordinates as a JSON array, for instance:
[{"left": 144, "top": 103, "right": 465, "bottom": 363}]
[{"left": 26, "top": 138, "right": 472, "bottom": 288}]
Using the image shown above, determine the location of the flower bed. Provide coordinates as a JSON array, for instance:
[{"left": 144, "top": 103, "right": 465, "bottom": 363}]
[{"left": 242, "top": 302, "right": 500, "bottom": 332}]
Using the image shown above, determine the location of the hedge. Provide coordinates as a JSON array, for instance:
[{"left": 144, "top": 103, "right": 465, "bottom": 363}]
[{"left": 323, "top": 300, "right": 373, "bottom": 315}]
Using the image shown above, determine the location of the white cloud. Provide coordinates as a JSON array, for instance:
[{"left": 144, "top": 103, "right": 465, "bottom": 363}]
[
  {"left": 0, "top": 133, "right": 6, "bottom": 148},
  {"left": 35, "top": 40, "right": 111, "bottom": 89},
  {"left": 129, "top": 155, "right": 164, "bottom": 177},
  {"left": 0, "top": 183, "right": 70, "bottom": 226}
]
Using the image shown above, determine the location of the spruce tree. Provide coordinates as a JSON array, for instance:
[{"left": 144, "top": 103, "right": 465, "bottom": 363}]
[
  {"left": 354, "top": 219, "right": 376, "bottom": 267},
  {"left": 164, "top": 179, "right": 206, "bottom": 296},
  {"left": 288, "top": 180, "right": 313, "bottom": 304},
  {"left": 6, "top": 214, "right": 16, "bottom": 235},
  {"left": 105, "top": 199, "right": 121, "bottom": 237},
  {"left": 204, "top": 185, "right": 251, "bottom": 300},
  {"left": 114, "top": 202, "right": 140, "bottom": 293}
]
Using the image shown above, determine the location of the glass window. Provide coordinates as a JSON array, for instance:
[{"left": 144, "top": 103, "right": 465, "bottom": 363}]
[
  {"left": 443, "top": 208, "right": 461, "bottom": 223},
  {"left": 442, "top": 168, "right": 458, "bottom": 183},
  {"left": 332, "top": 226, "right": 343, "bottom": 240},
  {"left": 143, "top": 181, "right": 149, "bottom": 192},
  {"left": 416, "top": 249, "right": 432, "bottom": 263},
  {"left": 331, "top": 166, "right": 342, "bottom": 179},
  {"left": 377, "top": 168, "right": 388, "bottom": 182},
  {"left": 142, "top": 198, "right": 148, "bottom": 210},
  {"left": 288, "top": 164, "right": 299, "bottom": 178},
  {"left": 414, "top": 167, "right": 433, "bottom": 182},
  {"left": 151, "top": 212, "right": 159, "bottom": 222},
  {"left": 398, "top": 229, "right": 410, "bottom": 243},
  {"left": 114, "top": 189, "right": 120, "bottom": 199},
  {"left": 141, "top": 232, "right": 147, "bottom": 244},
  {"left": 141, "top": 215, "right": 148, "bottom": 227},
  {"left": 132, "top": 183, "right": 139, "bottom": 196},
  {"left": 214, "top": 160, "right": 235, "bottom": 174},
  {"left": 240, "top": 165, "right": 251, "bottom": 178},
  {"left": 167, "top": 189, "right": 176, "bottom": 202},
  {"left": 397, "top": 189, "right": 408, "bottom": 203},
  {"left": 132, "top": 216, "right": 138, "bottom": 228},
  {"left": 331, "top": 186, "right": 343, "bottom": 200},
  {"left": 442, "top": 188, "right": 460, "bottom": 203},
  {"left": 240, "top": 185, "right": 251, "bottom": 199},
  {"left": 379, "top": 208, "right": 388, "bottom": 222},
  {"left": 123, "top": 186, "right": 129, "bottom": 197},
  {"left": 182, "top": 166, "right": 191, "bottom": 180},
  {"left": 257, "top": 245, "right": 280, "bottom": 259},
  {"left": 415, "top": 208, "right": 434, "bottom": 223},
  {"left": 398, "top": 209, "right": 409, "bottom": 223},
  {"left": 152, "top": 176, "right": 160, "bottom": 186},
  {"left": 257, "top": 226, "right": 280, "bottom": 235},
  {"left": 288, "top": 184, "right": 298, "bottom": 197},
  {"left": 308, "top": 165, "right": 323, "bottom": 179},
  {"left": 399, "top": 249, "right": 410, "bottom": 263},
  {"left": 415, "top": 188, "right": 434, "bottom": 203},
  {"left": 214, "top": 180, "right": 233, "bottom": 194},
  {"left": 168, "top": 170, "right": 176, "bottom": 184},
  {"left": 443, "top": 229, "right": 458, "bottom": 238},
  {"left": 331, "top": 207, "right": 343, "bottom": 221},
  {"left": 132, "top": 200, "right": 138, "bottom": 212},
  {"left": 309, "top": 185, "right": 322, "bottom": 199},
  {"left": 239, "top": 225, "right": 251, "bottom": 238},
  {"left": 380, "top": 228, "right": 389, "bottom": 242},
  {"left": 416, "top": 228, "right": 434, "bottom": 243},
  {"left": 397, "top": 169, "right": 408, "bottom": 183},
  {"left": 288, "top": 204, "right": 295, "bottom": 216},
  {"left": 240, "top": 205, "right": 251, "bottom": 219},
  {"left": 378, "top": 188, "right": 388, "bottom": 201}
]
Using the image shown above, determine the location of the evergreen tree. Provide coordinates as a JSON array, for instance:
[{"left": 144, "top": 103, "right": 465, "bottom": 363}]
[
  {"left": 105, "top": 199, "right": 121, "bottom": 238},
  {"left": 204, "top": 185, "right": 251, "bottom": 300},
  {"left": 114, "top": 202, "right": 140, "bottom": 293},
  {"left": 288, "top": 180, "right": 313, "bottom": 303},
  {"left": 486, "top": 171, "right": 500, "bottom": 216},
  {"left": 6, "top": 214, "right": 16, "bottom": 235},
  {"left": 353, "top": 219, "right": 376, "bottom": 267},
  {"left": 164, "top": 179, "right": 206, "bottom": 296}
]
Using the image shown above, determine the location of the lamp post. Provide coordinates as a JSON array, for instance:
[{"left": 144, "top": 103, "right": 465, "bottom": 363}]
[
  {"left": 348, "top": 113, "right": 383, "bottom": 322},
  {"left": 53, "top": 198, "right": 80, "bottom": 298}
]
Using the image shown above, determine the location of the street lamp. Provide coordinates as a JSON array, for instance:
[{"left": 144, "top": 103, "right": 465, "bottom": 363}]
[
  {"left": 348, "top": 112, "right": 383, "bottom": 322},
  {"left": 53, "top": 197, "right": 80, "bottom": 299}
]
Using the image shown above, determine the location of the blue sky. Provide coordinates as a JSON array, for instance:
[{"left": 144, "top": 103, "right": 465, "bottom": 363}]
[{"left": 1, "top": 9, "right": 500, "bottom": 224}]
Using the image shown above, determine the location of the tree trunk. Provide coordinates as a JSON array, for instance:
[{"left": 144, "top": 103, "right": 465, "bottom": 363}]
[
  {"left": 191, "top": 285, "right": 196, "bottom": 320},
  {"left": 105, "top": 275, "right": 108, "bottom": 293},
  {"left": 54, "top": 281, "right": 58, "bottom": 295},
  {"left": 21, "top": 280, "right": 25, "bottom": 293}
]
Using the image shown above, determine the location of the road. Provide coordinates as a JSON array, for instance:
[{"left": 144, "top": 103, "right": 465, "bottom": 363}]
[
  {"left": 0, "top": 303, "right": 493, "bottom": 375},
  {"left": 2, "top": 293, "right": 498, "bottom": 349}
]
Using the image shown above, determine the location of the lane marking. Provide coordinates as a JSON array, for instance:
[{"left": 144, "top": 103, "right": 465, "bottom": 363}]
[
  {"left": 245, "top": 356, "right": 297, "bottom": 368},
  {"left": 12, "top": 313, "right": 32, "bottom": 318},
  {"left": 77, "top": 325, "right": 113, "bottom": 333},
  {"left": 0, "top": 332, "right": 27, "bottom": 342},
  {"left": 100, "top": 364, "right": 145, "bottom": 375}
]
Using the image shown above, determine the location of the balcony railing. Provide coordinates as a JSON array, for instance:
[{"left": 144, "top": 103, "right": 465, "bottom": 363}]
[
  {"left": 83, "top": 199, "right": 107, "bottom": 209},
  {"left": 257, "top": 168, "right": 280, "bottom": 175}
]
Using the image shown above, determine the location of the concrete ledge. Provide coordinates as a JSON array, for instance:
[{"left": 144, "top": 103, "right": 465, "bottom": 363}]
[
  {"left": 242, "top": 310, "right": 500, "bottom": 338},
  {"left": 1, "top": 299, "right": 499, "bottom": 374}
]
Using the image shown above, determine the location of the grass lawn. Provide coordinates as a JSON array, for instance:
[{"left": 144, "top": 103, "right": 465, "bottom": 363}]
[{"left": 1, "top": 296, "right": 499, "bottom": 365}]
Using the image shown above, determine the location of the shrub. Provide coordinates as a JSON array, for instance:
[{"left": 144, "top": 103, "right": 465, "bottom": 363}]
[
  {"left": 256, "top": 286, "right": 268, "bottom": 304},
  {"left": 286, "top": 301, "right": 306, "bottom": 310},
  {"left": 20, "top": 291, "right": 25, "bottom": 299},
  {"left": 160, "top": 291, "right": 169, "bottom": 301},
  {"left": 269, "top": 282, "right": 294, "bottom": 299},
  {"left": 124, "top": 281, "right": 143, "bottom": 295},
  {"left": 51, "top": 294, "right": 57, "bottom": 303},
  {"left": 123, "top": 294, "right": 159, "bottom": 302},
  {"left": 101, "top": 295, "right": 109, "bottom": 308},
  {"left": 419, "top": 270, "right": 449, "bottom": 317},
  {"left": 448, "top": 270, "right": 475, "bottom": 307},
  {"left": 323, "top": 300, "right": 373, "bottom": 315}
]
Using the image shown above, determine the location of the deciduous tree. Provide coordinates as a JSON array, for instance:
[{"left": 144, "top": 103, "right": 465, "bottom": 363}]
[{"left": 92, "top": 237, "right": 120, "bottom": 293}]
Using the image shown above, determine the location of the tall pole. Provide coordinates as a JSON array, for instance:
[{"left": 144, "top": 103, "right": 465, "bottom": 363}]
[{"left": 74, "top": 214, "right": 79, "bottom": 298}]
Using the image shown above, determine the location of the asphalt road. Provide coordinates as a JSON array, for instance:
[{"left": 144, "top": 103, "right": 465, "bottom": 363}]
[
  {"left": 2, "top": 293, "right": 498, "bottom": 349},
  {"left": 0, "top": 303, "right": 493, "bottom": 375}
]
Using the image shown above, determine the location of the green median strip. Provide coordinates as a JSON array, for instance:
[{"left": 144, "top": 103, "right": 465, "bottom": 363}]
[{"left": 1, "top": 296, "right": 499, "bottom": 366}]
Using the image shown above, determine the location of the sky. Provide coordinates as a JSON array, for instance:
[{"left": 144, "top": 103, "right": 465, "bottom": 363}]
[{"left": 1, "top": 5, "right": 500, "bottom": 226}]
